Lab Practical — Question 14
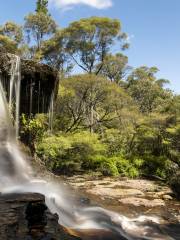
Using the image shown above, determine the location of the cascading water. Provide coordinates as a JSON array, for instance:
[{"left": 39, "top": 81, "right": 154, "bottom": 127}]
[
  {"left": 48, "top": 91, "right": 54, "bottom": 132},
  {"left": 0, "top": 80, "right": 30, "bottom": 188},
  {"left": 9, "top": 55, "right": 21, "bottom": 138},
  {"left": 0, "top": 58, "right": 177, "bottom": 240}
]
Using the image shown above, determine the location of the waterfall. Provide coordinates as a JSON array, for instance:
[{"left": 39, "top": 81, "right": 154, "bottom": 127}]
[
  {"left": 48, "top": 91, "right": 54, "bottom": 132},
  {"left": 8, "top": 55, "right": 21, "bottom": 138},
  {"left": 0, "top": 80, "right": 31, "bottom": 187}
]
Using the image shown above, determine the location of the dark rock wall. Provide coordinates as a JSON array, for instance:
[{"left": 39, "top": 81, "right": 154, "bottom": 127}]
[
  {"left": 0, "top": 193, "right": 80, "bottom": 240},
  {"left": 20, "top": 60, "right": 58, "bottom": 116},
  {"left": 0, "top": 53, "right": 59, "bottom": 117}
]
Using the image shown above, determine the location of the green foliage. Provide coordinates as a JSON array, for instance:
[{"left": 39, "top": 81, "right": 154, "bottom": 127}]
[
  {"left": 21, "top": 114, "right": 47, "bottom": 149},
  {"left": 41, "top": 30, "right": 73, "bottom": 73},
  {"left": 0, "top": 21, "right": 23, "bottom": 44},
  {"left": 99, "top": 158, "right": 119, "bottom": 177},
  {"left": 169, "top": 170, "right": 180, "bottom": 198},
  {"left": 64, "top": 17, "right": 128, "bottom": 73},
  {"left": 24, "top": 11, "right": 56, "bottom": 52},
  {"left": 115, "top": 156, "right": 143, "bottom": 178},
  {"left": 94, "top": 155, "right": 142, "bottom": 178},
  {"left": 127, "top": 66, "right": 172, "bottom": 113},
  {"left": 0, "top": 35, "right": 18, "bottom": 53},
  {"left": 0, "top": 22, "right": 23, "bottom": 53},
  {"left": 36, "top": 131, "right": 106, "bottom": 174},
  {"left": 55, "top": 74, "right": 133, "bottom": 133},
  {"left": 98, "top": 53, "right": 130, "bottom": 84},
  {"left": 141, "top": 155, "right": 172, "bottom": 178},
  {"left": 36, "top": 0, "right": 49, "bottom": 14},
  {"left": 36, "top": 130, "right": 144, "bottom": 177}
]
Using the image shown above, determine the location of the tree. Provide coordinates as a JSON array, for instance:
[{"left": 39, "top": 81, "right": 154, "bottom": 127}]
[
  {"left": 41, "top": 30, "right": 73, "bottom": 74},
  {"left": 0, "top": 21, "right": 23, "bottom": 53},
  {"left": 24, "top": 1, "right": 56, "bottom": 53},
  {"left": 36, "top": 0, "right": 48, "bottom": 14},
  {"left": 126, "top": 66, "right": 172, "bottom": 114},
  {"left": 0, "top": 21, "right": 23, "bottom": 44},
  {"left": 98, "top": 53, "right": 131, "bottom": 84},
  {"left": 0, "top": 35, "right": 18, "bottom": 53},
  {"left": 162, "top": 95, "right": 180, "bottom": 167},
  {"left": 64, "top": 17, "right": 129, "bottom": 74},
  {"left": 55, "top": 74, "right": 132, "bottom": 133}
]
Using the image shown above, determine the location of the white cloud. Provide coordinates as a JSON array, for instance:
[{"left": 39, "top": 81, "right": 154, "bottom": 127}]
[{"left": 49, "top": 0, "right": 113, "bottom": 10}]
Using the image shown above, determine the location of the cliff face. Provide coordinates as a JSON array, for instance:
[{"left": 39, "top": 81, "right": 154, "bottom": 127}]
[
  {"left": 0, "top": 53, "right": 59, "bottom": 116},
  {"left": 0, "top": 193, "right": 80, "bottom": 240}
]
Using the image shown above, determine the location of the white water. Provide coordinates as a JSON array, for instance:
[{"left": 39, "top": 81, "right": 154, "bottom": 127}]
[
  {"left": 48, "top": 91, "right": 54, "bottom": 132},
  {"left": 9, "top": 55, "right": 21, "bottom": 138},
  {"left": 0, "top": 57, "right": 176, "bottom": 240}
]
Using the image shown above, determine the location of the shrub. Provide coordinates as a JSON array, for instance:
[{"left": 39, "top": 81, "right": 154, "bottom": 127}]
[
  {"left": 99, "top": 159, "right": 119, "bottom": 176},
  {"left": 20, "top": 114, "right": 47, "bottom": 152},
  {"left": 36, "top": 131, "right": 107, "bottom": 174},
  {"left": 116, "top": 156, "right": 143, "bottom": 178},
  {"left": 142, "top": 155, "right": 172, "bottom": 179},
  {"left": 36, "top": 129, "right": 147, "bottom": 177}
]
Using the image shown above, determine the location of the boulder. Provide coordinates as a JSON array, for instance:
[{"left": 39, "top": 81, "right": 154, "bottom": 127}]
[{"left": 0, "top": 193, "right": 80, "bottom": 240}]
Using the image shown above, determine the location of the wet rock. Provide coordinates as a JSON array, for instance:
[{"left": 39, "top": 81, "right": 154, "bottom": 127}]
[
  {"left": 65, "top": 175, "right": 180, "bottom": 223},
  {"left": 0, "top": 193, "right": 80, "bottom": 240},
  {"left": 118, "top": 197, "right": 165, "bottom": 207},
  {"left": 162, "top": 195, "right": 173, "bottom": 201},
  {"left": 80, "top": 197, "right": 90, "bottom": 205},
  {"left": 148, "top": 189, "right": 173, "bottom": 200},
  {"left": 86, "top": 187, "right": 144, "bottom": 198}
]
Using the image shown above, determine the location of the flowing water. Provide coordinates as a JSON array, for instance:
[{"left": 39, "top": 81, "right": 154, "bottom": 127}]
[
  {"left": 48, "top": 91, "right": 54, "bottom": 132},
  {"left": 0, "top": 57, "right": 179, "bottom": 240},
  {"left": 9, "top": 55, "right": 21, "bottom": 138}
]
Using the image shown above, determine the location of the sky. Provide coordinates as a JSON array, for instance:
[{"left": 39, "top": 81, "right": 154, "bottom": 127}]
[{"left": 0, "top": 0, "right": 180, "bottom": 93}]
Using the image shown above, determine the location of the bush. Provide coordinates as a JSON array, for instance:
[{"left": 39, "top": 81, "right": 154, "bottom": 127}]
[
  {"left": 169, "top": 170, "right": 180, "bottom": 199},
  {"left": 36, "top": 130, "right": 146, "bottom": 177},
  {"left": 115, "top": 156, "right": 143, "bottom": 178},
  {"left": 20, "top": 114, "right": 48, "bottom": 152},
  {"left": 36, "top": 131, "right": 107, "bottom": 174},
  {"left": 99, "top": 159, "right": 119, "bottom": 176},
  {"left": 102, "top": 128, "right": 134, "bottom": 156},
  {"left": 142, "top": 155, "right": 172, "bottom": 179}
]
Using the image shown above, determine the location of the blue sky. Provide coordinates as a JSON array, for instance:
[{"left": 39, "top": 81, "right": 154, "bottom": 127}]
[{"left": 0, "top": 0, "right": 180, "bottom": 93}]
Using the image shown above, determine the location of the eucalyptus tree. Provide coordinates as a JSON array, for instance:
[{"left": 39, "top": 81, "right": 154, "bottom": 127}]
[
  {"left": 36, "top": 0, "right": 49, "bottom": 14},
  {"left": 55, "top": 74, "right": 132, "bottom": 133},
  {"left": 126, "top": 66, "right": 172, "bottom": 114},
  {"left": 41, "top": 30, "right": 73, "bottom": 74},
  {"left": 0, "top": 21, "right": 23, "bottom": 53},
  {"left": 97, "top": 53, "right": 131, "bottom": 84},
  {"left": 0, "top": 35, "right": 18, "bottom": 53},
  {"left": 0, "top": 21, "right": 23, "bottom": 44},
  {"left": 24, "top": 0, "right": 57, "bottom": 54},
  {"left": 63, "top": 17, "right": 129, "bottom": 74}
]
